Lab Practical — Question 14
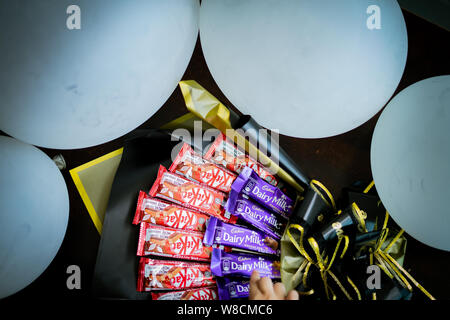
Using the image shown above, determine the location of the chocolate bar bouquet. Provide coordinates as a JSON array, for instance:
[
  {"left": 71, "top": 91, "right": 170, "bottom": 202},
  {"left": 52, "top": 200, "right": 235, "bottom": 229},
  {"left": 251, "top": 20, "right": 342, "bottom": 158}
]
[
  {"left": 131, "top": 136, "right": 435, "bottom": 301},
  {"left": 169, "top": 80, "right": 435, "bottom": 301},
  {"left": 129, "top": 80, "right": 435, "bottom": 301},
  {"left": 132, "top": 141, "right": 286, "bottom": 300}
]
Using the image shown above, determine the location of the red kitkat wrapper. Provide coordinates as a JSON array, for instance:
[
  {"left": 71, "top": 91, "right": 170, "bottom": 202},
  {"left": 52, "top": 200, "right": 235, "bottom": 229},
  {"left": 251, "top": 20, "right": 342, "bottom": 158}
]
[
  {"left": 204, "top": 133, "right": 279, "bottom": 186},
  {"left": 137, "top": 222, "right": 212, "bottom": 261},
  {"left": 137, "top": 258, "right": 215, "bottom": 292},
  {"left": 149, "top": 165, "right": 236, "bottom": 223},
  {"left": 169, "top": 143, "right": 236, "bottom": 193},
  {"left": 133, "top": 191, "right": 209, "bottom": 232},
  {"left": 151, "top": 287, "right": 218, "bottom": 300}
]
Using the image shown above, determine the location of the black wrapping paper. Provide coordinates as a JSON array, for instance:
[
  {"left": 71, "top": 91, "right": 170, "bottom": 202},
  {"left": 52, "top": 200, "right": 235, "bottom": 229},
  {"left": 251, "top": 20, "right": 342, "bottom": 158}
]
[
  {"left": 343, "top": 189, "right": 386, "bottom": 232},
  {"left": 342, "top": 254, "right": 413, "bottom": 300},
  {"left": 91, "top": 129, "right": 212, "bottom": 299},
  {"left": 311, "top": 204, "right": 358, "bottom": 251},
  {"left": 235, "top": 115, "right": 310, "bottom": 188},
  {"left": 290, "top": 186, "right": 333, "bottom": 234}
]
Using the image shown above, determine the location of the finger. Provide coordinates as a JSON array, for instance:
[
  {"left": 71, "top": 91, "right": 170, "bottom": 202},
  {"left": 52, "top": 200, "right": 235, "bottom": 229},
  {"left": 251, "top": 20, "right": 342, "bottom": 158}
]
[
  {"left": 258, "top": 276, "right": 274, "bottom": 295},
  {"left": 249, "top": 270, "right": 261, "bottom": 299},
  {"left": 263, "top": 237, "right": 272, "bottom": 244},
  {"left": 286, "top": 290, "right": 300, "bottom": 300},
  {"left": 273, "top": 282, "right": 286, "bottom": 299},
  {"left": 250, "top": 270, "right": 261, "bottom": 286},
  {"left": 263, "top": 237, "right": 277, "bottom": 250},
  {"left": 263, "top": 237, "right": 271, "bottom": 248},
  {"left": 271, "top": 238, "right": 279, "bottom": 250}
]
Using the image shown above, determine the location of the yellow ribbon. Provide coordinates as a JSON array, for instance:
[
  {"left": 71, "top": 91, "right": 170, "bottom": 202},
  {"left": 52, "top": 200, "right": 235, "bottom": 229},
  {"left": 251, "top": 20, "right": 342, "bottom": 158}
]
[
  {"left": 351, "top": 202, "right": 368, "bottom": 233},
  {"left": 362, "top": 182, "right": 435, "bottom": 300},
  {"left": 307, "top": 236, "right": 362, "bottom": 300},
  {"left": 287, "top": 179, "right": 435, "bottom": 300},
  {"left": 286, "top": 225, "right": 317, "bottom": 296},
  {"left": 371, "top": 225, "right": 435, "bottom": 300},
  {"left": 286, "top": 224, "right": 313, "bottom": 264},
  {"left": 286, "top": 205, "right": 363, "bottom": 300},
  {"left": 310, "top": 179, "right": 336, "bottom": 211},
  {"left": 371, "top": 227, "right": 413, "bottom": 291},
  {"left": 363, "top": 180, "right": 375, "bottom": 194},
  {"left": 347, "top": 276, "right": 362, "bottom": 301}
]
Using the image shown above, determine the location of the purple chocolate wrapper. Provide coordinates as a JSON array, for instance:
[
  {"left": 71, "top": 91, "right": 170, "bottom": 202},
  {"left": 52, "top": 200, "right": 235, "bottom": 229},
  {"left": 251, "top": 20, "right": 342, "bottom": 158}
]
[
  {"left": 226, "top": 190, "right": 287, "bottom": 239},
  {"left": 204, "top": 217, "right": 279, "bottom": 255},
  {"left": 210, "top": 248, "right": 281, "bottom": 279},
  {"left": 232, "top": 167, "right": 294, "bottom": 217},
  {"left": 217, "top": 277, "right": 249, "bottom": 300}
]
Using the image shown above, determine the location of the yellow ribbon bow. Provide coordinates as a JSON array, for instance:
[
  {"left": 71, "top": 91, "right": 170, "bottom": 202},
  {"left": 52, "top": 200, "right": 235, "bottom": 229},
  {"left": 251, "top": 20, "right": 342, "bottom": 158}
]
[
  {"left": 364, "top": 181, "right": 435, "bottom": 300},
  {"left": 287, "top": 222, "right": 362, "bottom": 300},
  {"left": 286, "top": 180, "right": 363, "bottom": 300}
]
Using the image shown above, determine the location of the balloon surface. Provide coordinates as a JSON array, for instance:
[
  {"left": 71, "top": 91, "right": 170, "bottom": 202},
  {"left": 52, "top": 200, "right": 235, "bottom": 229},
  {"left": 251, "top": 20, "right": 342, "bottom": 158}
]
[
  {"left": 371, "top": 75, "right": 450, "bottom": 251},
  {"left": 0, "top": 0, "right": 199, "bottom": 149},
  {"left": 200, "top": 0, "right": 407, "bottom": 138},
  {"left": 0, "top": 136, "right": 69, "bottom": 298}
]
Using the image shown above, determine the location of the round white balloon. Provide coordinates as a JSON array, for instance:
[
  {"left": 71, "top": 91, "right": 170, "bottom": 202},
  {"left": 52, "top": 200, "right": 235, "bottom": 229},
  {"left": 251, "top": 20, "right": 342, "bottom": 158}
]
[
  {"left": 200, "top": 0, "right": 407, "bottom": 138},
  {"left": 0, "top": 0, "right": 199, "bottom": 149},
  {"left": 0, "top": 136, "right": 69, "bottom": 298},
  {"left": 371, "top": 75, "right": 450, "bottom": 251}
]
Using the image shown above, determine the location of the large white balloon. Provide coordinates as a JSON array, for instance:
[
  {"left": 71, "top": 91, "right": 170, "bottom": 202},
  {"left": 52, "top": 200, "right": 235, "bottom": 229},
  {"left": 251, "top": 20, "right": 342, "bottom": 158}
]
[
  {"left": 0, "top": 0, "right": 199, "bottom": 149},
  {"left": 200, "top": 0, "right": 407, "bottom": 138},
  {"left": 0, "top": 136, "right": 69, "bottom": 298},
  {"left": 371, "top": 76, "right": 450, "bottom": 251}
]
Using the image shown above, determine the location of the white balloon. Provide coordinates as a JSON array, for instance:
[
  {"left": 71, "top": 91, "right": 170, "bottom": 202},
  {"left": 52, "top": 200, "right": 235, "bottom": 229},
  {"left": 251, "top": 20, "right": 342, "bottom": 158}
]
[
  {"left": 0, "top": 0, "right": 199, "bottom": 149},
  {"left": 371, "top": 75, "right": 450, "bottom": 251},
  {"left": 200, "top": 0, "right": 407, "bottom": 138},
  {"left": 0, "top": 136, "right": 69, "bottom": 298}
]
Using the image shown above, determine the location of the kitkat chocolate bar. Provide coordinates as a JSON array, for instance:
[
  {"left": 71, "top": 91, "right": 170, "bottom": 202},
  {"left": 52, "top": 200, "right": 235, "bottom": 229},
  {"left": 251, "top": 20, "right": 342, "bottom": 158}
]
[
  {"left": 137, "top": 258, "right": 215, "bottom": 292},
  {"left": 149, "top": 165, "right": 236, "bottom": 223},
  {"left": 204, "top": 133, "right": 279, "bottom": 186},
  {"left": 151, "top": 287, "right": 218, "bottom": 300},
  {"left": 133, "top": 191, "right": 209, "bottom": 232},
  {"left": 137, "top": 223, "right": 212, "bottom": 261},
  {"left": 170, "top": 143, "right": 236, "bottom": 193}
]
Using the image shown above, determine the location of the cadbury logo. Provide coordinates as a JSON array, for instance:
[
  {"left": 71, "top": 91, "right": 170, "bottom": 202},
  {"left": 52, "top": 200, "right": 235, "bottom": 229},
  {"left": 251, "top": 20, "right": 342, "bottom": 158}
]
[
  {"left": 237, "top": 256, "right": 251, "bottom": 262},
  {"left": 261, "top": 185, "right": 274, "bottom": 193}
]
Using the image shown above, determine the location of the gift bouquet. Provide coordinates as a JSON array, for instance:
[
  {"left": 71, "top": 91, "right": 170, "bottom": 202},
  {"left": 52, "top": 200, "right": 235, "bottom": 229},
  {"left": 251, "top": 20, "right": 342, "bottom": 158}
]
[
  {"left": 129, "top": 81, "right": 434, "bottom": 301},
  {"left": 132, "top": 138, "right": 287, "bottom": 300}
]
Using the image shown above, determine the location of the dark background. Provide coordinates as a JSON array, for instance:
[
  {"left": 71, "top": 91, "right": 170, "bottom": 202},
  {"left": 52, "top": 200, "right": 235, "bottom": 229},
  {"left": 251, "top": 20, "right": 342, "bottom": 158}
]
[{"left": 2, "top": 9, "right": 450, "bottom": 301}]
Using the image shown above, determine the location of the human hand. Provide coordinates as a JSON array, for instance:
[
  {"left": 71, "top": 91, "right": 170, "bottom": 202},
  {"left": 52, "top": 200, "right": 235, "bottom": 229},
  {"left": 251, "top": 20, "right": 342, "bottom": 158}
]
[
  {"left": 249, "top": 270, "right": 299, "bottom": 300},
  {"left": 263, "top": 237, "right": 279, "bottom": 250}
]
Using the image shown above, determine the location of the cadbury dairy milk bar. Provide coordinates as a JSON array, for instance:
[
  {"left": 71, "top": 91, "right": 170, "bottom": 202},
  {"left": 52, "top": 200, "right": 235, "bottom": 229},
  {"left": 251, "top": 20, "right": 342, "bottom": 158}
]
[
  {"left": 226, "top": 190, "right": 287, "bottom": 239},
  {"left": 210, "top": 248, "right": 280, "bottom": 279},
  {"left": 216, "top": 277, "right": 250, "bottom": 300},
  {"left": 204, "top": 217, "right": 280, "bottom": 255},
  {"left": 232, "top": 167, "right": 295, "bottom": 217}
]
